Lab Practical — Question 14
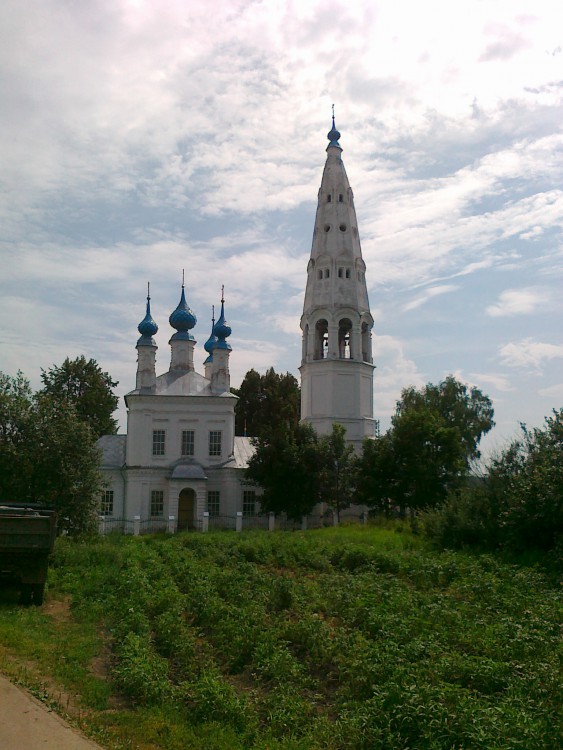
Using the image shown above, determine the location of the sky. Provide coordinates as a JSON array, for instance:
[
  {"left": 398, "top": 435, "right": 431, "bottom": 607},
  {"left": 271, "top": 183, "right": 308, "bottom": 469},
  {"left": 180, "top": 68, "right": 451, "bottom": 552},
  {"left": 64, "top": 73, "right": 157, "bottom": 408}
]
[{"left": 1, "top": 0, "right": 562, "bottom": 457}]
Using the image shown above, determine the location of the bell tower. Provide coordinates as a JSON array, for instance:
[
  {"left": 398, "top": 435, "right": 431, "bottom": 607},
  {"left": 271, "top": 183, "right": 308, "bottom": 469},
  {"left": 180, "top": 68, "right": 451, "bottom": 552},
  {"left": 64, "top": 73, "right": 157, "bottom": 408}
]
[{"left": 299, "top": 113, "right": 376, "bottom": 448}]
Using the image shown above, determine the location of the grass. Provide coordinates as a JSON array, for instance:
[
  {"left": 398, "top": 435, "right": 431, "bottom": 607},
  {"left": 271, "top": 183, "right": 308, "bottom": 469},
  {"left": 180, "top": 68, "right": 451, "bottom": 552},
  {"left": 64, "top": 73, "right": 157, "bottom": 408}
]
[{"left": 0, "top": 525, "right": 560, "bottom": 749}]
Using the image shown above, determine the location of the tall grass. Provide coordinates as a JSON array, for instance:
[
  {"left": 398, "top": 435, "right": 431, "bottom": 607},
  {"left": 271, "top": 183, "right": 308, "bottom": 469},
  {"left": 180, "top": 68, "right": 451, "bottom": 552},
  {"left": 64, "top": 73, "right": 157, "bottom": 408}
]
[{"left": 0, "top": 527, "right": 560, "bottom": 749}]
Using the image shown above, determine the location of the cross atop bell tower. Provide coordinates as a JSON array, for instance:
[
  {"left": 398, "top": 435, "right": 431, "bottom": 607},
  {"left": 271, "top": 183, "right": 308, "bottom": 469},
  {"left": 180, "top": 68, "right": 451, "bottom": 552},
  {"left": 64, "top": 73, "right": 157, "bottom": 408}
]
[{"left": 299, "top": 114, "right": 376, "bottom": 448}]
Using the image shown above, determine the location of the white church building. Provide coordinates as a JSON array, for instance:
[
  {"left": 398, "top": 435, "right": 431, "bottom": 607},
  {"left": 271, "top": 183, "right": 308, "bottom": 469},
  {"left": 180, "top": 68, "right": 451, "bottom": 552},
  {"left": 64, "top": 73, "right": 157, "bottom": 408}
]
[{"left": 98, "top": 117, "right": 375, "bottom": 532}]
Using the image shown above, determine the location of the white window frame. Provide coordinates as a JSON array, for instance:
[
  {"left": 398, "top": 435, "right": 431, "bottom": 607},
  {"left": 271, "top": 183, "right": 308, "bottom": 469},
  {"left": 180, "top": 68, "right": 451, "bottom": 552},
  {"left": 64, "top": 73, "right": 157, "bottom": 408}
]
[
  {"left": 209, "top": 430, "right": 222, "bottom": 457},
  {"left": 150, "top": 490, "right": 164, "bottom": 518},
  {"left": 101, "top": 490, "right": 114, "bottom": 516},
  {"left": 152, "top": 429, "right": 166, "bottom": 456},
  {"left": 181, "top": 429, "right": 195, "bottom": 457},
  {"left": 243, "top": 490, "right": 256, "bottom": 517},
  {"left": 207, "top": 490, "right": 220, "bottom": 517}
]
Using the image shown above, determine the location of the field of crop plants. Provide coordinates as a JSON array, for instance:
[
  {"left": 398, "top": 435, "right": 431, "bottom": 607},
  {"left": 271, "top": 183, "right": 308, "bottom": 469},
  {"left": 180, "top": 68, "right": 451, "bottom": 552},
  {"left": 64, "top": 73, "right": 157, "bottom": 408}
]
[{"left": 0, "top": 526, "right": 560, "bottom": 750}]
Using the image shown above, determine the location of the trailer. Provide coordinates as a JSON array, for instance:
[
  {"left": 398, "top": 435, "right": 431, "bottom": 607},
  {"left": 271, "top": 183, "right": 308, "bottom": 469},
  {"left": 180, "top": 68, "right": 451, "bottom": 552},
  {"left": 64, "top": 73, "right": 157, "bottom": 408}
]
[{"left": 0, "top": 505, "right": 57, "bottom": 605}]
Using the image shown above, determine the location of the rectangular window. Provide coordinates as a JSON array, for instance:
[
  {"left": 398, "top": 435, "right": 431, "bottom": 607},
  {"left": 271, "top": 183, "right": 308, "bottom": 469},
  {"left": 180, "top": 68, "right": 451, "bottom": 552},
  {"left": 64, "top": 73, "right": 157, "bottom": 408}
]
[
  {"left": 209, "top": 430, "right": 222, "bottom": 457},
  {"left": 150, "top": 490, "right": 164, "bottom": 517},
  {"left": 181, "top": 429, "right": 195, "bottom": 456},
  {"left": 207, "top": 491, "right": 220, "bottom": 517},
  {"left": 101, "top": 490, "right": 114, "bottom": 516},
  {"left": 345, "top": 269, "right": 351, "bottom": 279},
  {"left": 338, "top": 268, "right": 343, "bottom": 278},
  {"left": 152, "top": 429, "right": 166, "bottom": 456},
  {"left": 243, "top": 490, "right": 256, "bottom": 516}
]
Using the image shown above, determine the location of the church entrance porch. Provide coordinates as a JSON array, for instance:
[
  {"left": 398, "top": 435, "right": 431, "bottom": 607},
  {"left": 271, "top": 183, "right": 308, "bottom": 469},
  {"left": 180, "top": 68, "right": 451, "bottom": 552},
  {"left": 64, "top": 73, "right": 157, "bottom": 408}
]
[{"left": 178, "top": 488, "right": 196, "bottom": 531}]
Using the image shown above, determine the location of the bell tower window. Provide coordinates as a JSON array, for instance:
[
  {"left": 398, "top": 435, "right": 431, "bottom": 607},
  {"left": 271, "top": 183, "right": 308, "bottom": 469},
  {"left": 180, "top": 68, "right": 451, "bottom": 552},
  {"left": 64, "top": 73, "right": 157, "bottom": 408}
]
[
  {"left": 315, "top": 319, "right": 328, "bottom": 360},
  {"left": 338, "top": 318, "right": 353, "bottom": 359}
]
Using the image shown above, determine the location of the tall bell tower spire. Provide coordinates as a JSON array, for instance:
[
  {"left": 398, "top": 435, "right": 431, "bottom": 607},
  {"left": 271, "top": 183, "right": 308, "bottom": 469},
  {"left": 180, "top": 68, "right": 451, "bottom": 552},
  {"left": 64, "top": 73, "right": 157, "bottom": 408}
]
[{"left": 299, "top": 114, "right": 375, "bottom": 448}]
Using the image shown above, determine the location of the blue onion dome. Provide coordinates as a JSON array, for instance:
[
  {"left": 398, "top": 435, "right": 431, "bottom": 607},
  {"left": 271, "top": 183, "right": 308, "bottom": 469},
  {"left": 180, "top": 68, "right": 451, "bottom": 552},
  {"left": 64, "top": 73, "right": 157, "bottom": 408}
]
[
  {"left": 203, "top": 308, "right": 218, "bottom": 364},
  {"left": 169, "top": 284, "right": 197, "bottom": 340},
  {"left": 137, "top": 285, "right": 158, "bottom": 345},
  {"left": 212, "top": 289, "right": 232, "bottom": 351},
  {"left": 327, "top": 106, "right": 341, "bottom": 148}
]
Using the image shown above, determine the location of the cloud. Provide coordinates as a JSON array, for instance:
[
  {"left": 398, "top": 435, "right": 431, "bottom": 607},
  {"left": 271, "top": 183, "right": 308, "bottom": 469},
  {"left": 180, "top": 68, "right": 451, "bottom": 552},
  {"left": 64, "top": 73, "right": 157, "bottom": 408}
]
[
  {"left": 403, "top": 284, "right": 459, "bottom": 312},
  {"left": 373, "top": 335, "right": 426, "bottom": 425},
  {"left": 538, "top": 382, "right": 563, "bottom": 400},
  {"left": 469, "top": 372, "right": 514, "bottom": 392},
  {"left": 479, "top": 29, "right": 531, "bottom": 62},
  {"left": 486, "top": 287, "right": 547, "bottom": 317},
  {"left": 499, "top": 338, "right": 563, "bottom": 369}
]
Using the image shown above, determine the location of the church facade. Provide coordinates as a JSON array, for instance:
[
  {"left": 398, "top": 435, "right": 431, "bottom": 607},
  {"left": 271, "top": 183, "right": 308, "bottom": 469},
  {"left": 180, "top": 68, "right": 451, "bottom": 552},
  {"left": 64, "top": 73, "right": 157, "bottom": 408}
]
[{"left": 98, "top": 118, "right": 375, "bottom": 531}]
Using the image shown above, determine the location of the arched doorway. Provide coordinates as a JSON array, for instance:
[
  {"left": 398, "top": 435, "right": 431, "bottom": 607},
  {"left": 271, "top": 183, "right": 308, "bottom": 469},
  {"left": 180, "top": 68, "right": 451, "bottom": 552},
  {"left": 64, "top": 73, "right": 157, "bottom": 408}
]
[{"left": 178, "top": 488, "right": 196, "bottom": 531}]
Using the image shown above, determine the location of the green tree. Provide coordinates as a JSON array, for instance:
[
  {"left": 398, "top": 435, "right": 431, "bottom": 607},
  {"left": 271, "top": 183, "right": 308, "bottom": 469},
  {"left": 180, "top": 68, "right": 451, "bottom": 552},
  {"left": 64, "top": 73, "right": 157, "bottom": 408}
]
[
  {"left": 357, "top": 376, "right": 494, "bottom": 513},
  {"left": 318, "top": 424, "right": 356, "bottom": 520},
  {"left": 488, "top": 408, "right": 562, "bottom": 552},
  {"left": 245, "top": 423, "right": 322, "bottom": 520},
  {"left": 40, "top": 356, "right": 119, "bottom": 438},
  {"left": 233, "top": 368, "right": 300, "bottom": 438},
  {"left": 0, "top": 371, "right": 104, "bottom": 533}
]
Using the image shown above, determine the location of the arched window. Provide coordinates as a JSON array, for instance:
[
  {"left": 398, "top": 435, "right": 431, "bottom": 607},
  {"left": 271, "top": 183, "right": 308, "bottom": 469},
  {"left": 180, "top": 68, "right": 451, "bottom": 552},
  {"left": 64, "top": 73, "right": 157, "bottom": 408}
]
[
  {"left": 302, "top": 323, "right": 309, "bottom": 360},
  {"left": 362, "top": 321, "right": 372, "bottom": 362},
  {"left": 315, "top": 319, "right": 329, "bottom": 360},
  {"left": 338, "top": 318, "right": 353, "bottom": 359}
]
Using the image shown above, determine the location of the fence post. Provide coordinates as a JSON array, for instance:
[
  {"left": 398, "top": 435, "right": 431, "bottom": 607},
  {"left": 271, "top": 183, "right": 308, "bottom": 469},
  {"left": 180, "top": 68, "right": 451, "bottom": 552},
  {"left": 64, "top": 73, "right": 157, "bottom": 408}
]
[
  {"left": 301, "top": 516, "right": 308, "bottom": 531},
  {"left": 167, "top": 515, "right": 175, "bottom": 534},
  {"left": 362, "top": 510, "right": 368, "bottom": 525},
  {"left": 333, "top": 510, "right": 338, "bottom": 527},
  {"left": 98, "top": 515, "right": 106, "bottom": 535},
  {"left": 268, "top": 512, "right": 275, "bottom": 532},
  {"left": 133, "top": 515, "right": 141, "bottom": 536},
  {"left": 202, "top": 511, "right": 209, "bottom": 533},
  {"left": 236, "top": 511, "right": 243, "bottom": 532}
]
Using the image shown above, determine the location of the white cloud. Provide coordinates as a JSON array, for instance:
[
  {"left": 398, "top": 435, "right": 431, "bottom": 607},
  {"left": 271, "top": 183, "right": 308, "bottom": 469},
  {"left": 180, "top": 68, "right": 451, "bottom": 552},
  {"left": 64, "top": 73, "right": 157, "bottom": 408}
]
[
  {"left": 538, "top": 382, "right": 563, "bottom": 400},
  {"left": 469, "top": 372, "right": 514, "bottom": 392},
  {"left": 374, "top": 335, "right": 426, "bottom": 425},
  {"left": 499, "top": 338, "right": 563, "bottom": 369},
  {"left": 403, "top": 284, "right": 459, "bottom": 312},
  {"left": 486, "top": 287, "right": 547, "bottom": 317}
]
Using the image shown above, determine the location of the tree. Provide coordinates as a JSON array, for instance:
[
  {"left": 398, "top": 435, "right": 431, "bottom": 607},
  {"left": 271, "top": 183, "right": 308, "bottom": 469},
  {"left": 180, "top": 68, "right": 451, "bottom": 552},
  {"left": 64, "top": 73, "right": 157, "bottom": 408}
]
[
  {"left": 421, "top": 408, "right": 562, "bottom": 555},
  {"left": 40, "top": 356, "right": 119, "bottom": 438},
  {"left": 233, "top": 368, "right": 300, "bottom": 438},
  {"left": 318, "top": 424, "right": 356, "bottom": 520},
  {"left": 245, "top": 423, "right": 323, "bottom": 520},
  {"left": 356, "top": 376, "right": 494, "bottom": 513},
  {"left": 488, "top": 409, "right": 562, "bottom": 552},
  {"left": 0, "top": 371, "right": 104, "bottom": 533}
]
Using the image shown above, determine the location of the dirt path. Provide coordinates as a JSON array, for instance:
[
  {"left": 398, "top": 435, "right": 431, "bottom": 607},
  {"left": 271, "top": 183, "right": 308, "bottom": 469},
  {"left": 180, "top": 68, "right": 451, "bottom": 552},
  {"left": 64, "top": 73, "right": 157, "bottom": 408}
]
[{"left": 0, "top": 674, "right": 104, "bottom": 750}]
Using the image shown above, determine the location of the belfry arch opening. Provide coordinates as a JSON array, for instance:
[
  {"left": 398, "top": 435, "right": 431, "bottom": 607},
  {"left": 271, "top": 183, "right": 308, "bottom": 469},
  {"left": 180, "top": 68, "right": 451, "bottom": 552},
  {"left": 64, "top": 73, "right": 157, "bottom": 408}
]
[
  {"left": 362, "top": 321, "right": 372, "bottom": 362},
  {"left": 315, "top": 319, "right": 328, "bottom": 360},
  {"left": 338, "top": 318, "right": 352, "bottom": 359}
]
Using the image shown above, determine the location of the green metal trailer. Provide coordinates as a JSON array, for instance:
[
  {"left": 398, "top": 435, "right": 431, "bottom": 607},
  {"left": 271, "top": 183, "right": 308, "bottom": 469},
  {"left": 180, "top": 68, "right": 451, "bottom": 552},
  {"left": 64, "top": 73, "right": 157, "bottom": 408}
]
[{"left": 0, "top": 506, "right": 57, "bottom": 605}]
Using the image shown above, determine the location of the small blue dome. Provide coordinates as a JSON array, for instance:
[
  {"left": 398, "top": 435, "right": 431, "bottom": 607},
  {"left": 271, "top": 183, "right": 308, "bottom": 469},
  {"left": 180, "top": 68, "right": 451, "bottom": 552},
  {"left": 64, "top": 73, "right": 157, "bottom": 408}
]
[
  {"left": 327, "top": 110, "right": 341, "bottom": 148},
  {"left": 212, "top": 295, "right": 232, "bottom": 351},
  {"left": 169, "top": 286, "right": 196, "bottom": 338},
  {"left": 204, "top": 311, "right": 218, "bottom": 357},
  {"left": 137, "top": 290, "right": 158, "bottom": 345}
]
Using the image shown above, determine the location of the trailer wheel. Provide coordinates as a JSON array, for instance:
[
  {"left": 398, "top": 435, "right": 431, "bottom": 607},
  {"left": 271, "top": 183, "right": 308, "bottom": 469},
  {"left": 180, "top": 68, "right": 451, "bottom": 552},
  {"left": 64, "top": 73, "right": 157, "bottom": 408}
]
[{"left": 32, "top": 584, "right": 45, "bottom": 606}]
